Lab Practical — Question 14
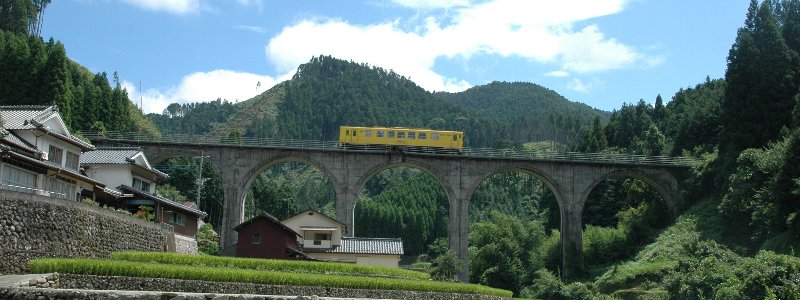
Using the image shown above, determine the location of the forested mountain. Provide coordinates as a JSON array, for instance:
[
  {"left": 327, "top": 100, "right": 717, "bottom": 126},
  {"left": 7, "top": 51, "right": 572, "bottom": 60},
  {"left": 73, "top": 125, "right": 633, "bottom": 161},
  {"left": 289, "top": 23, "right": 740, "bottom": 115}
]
[
  {"left": 153, "top": 56, "right": 607, "bottom": 148},
  {"left": 435, "top": 81, "right": 608, "bottom": 144}
]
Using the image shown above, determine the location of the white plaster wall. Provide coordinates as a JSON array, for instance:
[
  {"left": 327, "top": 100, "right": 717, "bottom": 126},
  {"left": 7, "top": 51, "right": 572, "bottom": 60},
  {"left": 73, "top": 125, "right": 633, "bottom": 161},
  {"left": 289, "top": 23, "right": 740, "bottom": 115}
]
[
  {"left": 282, "top": 212, "right": 344, "bottom": 246},
  {"left": 89, "top": 164, "right": 133, "bottom": 193},
  {"left": 308, "top": 253, "right": 400, "bottom": 268}
]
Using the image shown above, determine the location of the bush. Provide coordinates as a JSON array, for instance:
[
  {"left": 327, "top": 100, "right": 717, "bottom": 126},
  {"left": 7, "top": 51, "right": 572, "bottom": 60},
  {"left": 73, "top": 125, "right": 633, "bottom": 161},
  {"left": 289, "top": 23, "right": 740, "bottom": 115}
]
[{"left": 430, "top": 250, "right": 460, "bottom": 282}]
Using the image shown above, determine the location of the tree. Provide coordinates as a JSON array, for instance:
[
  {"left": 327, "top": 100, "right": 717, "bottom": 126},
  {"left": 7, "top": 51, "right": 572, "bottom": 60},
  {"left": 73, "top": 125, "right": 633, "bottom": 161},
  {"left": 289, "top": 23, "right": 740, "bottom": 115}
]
[
  {"left": 197, "top": 223, "right": 220, "bottom": 255},
  {"left": 721, "top": 0, "right": 797, "bottom": 174},
  {"left": 573, "top": 116, "right": 607, "bottom": 153}
]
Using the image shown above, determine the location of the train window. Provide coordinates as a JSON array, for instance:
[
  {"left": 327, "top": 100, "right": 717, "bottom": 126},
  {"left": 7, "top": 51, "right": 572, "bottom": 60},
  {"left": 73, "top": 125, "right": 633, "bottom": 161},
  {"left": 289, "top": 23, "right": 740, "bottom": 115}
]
[
  {"left": 345, "top": 130, "right": 350, "bottom": 136},
  {"left": 453, "top": 135, "right": 458, "bottom": 141},
  {"left": 377, "top": 131, "right": 385, "bottom": 138},
  {"left": 398, "top": 132, "right": 406, "bottom": 138},
  {"left": 388, "top": 131, "right": 395, "bottom": 138},
  {"left": 431, "top": 133, "right": 439, "bottom": 140},
  {"left": 419, "top": 133, "right": 426, "bottom": 140},
  {"left": 365, "top": 130, "right": 372, "bottom": 137},
  {"left": 408, "top": 132, "right": 416, "bottom": 139}
]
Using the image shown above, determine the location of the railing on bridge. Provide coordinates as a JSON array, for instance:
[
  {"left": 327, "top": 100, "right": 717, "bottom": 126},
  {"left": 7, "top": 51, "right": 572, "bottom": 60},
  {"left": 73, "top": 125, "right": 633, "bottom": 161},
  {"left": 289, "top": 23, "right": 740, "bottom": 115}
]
[{"left": 79, "top": 131, "right": 698, "bottom": 167}]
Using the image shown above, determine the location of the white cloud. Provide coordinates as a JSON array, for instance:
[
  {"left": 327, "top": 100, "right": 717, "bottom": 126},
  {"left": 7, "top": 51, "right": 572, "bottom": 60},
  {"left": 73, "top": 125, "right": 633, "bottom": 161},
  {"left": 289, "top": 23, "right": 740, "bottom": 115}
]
[
  {"left": 567, "top": 78, "right": 603, "bottom": 93},
  {"left": 237, "top": 25, "right": 266, "bottom": 33},
  {"left": 265, "top": 0, "right": 659, "bottom": 94},
  {"left": 235, "top": 0, "right": 265, "bottom": 12},
  {"left": 120, "top": 0, "right": 205, "bottom": 14},
  {"left": 545, "top": 70, "right": 570, "bottom": 77},
  {"left": 123, "top": 70, "right": 283, "bottom": 114},
  {"left": 391, "top": 0, "right": 471, "bottom": 10}
]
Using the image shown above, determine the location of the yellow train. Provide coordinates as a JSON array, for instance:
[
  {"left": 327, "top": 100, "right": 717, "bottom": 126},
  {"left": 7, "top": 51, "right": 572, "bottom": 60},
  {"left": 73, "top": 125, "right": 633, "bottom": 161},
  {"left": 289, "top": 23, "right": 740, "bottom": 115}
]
[{"left": 338, "top": 126, "right": 464, "bottom": 152}]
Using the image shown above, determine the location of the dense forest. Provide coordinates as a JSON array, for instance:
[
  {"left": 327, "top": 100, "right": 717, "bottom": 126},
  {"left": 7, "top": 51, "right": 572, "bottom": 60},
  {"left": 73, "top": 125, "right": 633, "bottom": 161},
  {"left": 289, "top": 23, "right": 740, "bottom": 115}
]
[{"left": 4, "top": 0, "right": 800, "bottom": 297}]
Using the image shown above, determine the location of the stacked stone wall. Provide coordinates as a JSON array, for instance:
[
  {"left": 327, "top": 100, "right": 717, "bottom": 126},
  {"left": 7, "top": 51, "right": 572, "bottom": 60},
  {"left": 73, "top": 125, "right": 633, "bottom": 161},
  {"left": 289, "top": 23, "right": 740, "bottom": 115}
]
[
  {"left": 175, "top": 233, "right": 198, "bottom": 254},
  {"left": 0, "top": 190, "right": 167, "bottom": 274}
]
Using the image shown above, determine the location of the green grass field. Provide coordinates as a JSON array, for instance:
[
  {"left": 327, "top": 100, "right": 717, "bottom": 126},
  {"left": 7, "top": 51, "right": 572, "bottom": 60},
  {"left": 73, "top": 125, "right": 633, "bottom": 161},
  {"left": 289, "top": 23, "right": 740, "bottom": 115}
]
[{"left": 30, "top": 254, "right": 512, "bottom": 298}]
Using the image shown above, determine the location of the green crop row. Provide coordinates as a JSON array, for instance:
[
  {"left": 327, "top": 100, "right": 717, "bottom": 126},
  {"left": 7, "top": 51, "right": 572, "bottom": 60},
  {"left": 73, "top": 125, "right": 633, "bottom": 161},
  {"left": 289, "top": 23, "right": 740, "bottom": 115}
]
[
  {"left": 111, "top": 251, "right": 429, "bottom": 280},
  {"left": 30, "top": 258, "right": 511, "bottom": 297}
]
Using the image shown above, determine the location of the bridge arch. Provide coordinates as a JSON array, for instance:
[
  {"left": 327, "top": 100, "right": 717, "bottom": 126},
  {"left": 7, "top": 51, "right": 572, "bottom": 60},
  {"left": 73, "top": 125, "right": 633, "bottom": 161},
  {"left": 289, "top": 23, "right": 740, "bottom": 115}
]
[
  {"left": 579, "top": 168, "right": 680, "bottom": 219},
  {"left": 346, "top": 161, "right": 450, "bottom": 236},
  {"left": 238, "top": 154, "right": 338, "bottom": 220}
]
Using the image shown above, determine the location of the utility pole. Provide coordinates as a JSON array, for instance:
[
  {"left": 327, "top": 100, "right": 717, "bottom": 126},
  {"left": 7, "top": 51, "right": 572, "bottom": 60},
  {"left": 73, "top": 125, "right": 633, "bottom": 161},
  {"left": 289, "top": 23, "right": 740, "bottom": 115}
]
[{"left": 195, "top": 155, "right": 210, "bottom": 204}]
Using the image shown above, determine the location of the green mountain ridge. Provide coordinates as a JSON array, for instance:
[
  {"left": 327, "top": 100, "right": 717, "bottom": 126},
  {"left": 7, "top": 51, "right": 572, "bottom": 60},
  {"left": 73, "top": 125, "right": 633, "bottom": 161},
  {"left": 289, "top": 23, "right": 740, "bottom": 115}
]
[{"left": 185, "top": 56, "right": 609, "bottom": 148}]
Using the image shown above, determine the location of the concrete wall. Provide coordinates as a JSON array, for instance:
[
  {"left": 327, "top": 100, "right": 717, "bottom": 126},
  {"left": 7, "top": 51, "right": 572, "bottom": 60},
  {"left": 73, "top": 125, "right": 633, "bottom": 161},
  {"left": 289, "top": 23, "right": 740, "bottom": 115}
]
[{"left": 0, "top": 190, "right": 169, "bottom": 274}]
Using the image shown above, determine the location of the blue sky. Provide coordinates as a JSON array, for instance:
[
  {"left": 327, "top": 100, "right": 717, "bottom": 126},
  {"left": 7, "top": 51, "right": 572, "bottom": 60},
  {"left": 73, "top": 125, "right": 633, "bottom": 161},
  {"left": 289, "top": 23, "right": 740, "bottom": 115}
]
[{"left": 41, "top": 0, "right": 750, "bottom": 114}]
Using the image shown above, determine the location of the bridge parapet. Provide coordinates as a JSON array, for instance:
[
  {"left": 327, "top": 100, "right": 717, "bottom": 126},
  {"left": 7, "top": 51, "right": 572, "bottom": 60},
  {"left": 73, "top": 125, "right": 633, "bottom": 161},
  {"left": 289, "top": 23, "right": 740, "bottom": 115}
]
[{"left": 80, "top": 131, "right": 698, "bottom": 167}]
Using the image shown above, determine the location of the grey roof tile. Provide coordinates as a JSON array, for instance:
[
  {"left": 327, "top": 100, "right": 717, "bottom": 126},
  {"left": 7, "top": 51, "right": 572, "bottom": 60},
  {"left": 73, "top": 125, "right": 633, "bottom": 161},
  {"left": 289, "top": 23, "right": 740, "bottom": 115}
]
[
  {"left": 0, "top": 105, "right": 94, "bottom": 150},
  {"left": 305, "top": 237, "right": 404, "bottom": 255},
  {"left": 80, "top": 147, "right": 142, "bottom": 164}
]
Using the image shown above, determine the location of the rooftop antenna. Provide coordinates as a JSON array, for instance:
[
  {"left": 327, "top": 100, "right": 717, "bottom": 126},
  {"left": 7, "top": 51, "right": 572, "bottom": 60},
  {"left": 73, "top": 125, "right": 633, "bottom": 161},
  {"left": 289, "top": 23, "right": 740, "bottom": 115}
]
[{"left": 139, "top": 81, "right": 143, "bottom": 112}]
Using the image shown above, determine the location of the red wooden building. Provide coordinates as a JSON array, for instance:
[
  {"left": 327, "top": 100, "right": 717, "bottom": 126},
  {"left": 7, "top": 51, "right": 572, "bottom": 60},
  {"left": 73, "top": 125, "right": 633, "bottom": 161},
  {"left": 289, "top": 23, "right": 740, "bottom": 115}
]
[{"left": 234, "top": 212, "right": 308, "bottom": 259}]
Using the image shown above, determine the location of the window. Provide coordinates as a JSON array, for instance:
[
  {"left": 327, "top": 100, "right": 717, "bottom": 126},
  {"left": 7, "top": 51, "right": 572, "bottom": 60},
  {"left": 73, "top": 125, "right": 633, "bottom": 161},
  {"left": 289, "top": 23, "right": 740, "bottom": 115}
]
[
  {"left": 431, "top": 133, "right": 440, "bottom": 140},
  {"left": 388, "top": 131, "right": 395, "bottom": 138},
  {"left": 44, "top": 176, "right": 76, "bottom": 200},
  {"left": 453, "top": 135, "right": 459, "bottom": 141},
  {"left": 364, "top": 130, "right": 372, "bottom": 137},
  {"left": 377, "top": 130, "right": 384, "bottom": 138},
  {"left": 65, "top": 152, "right": 79, "bottom": 170},
  {"left": 419, "top": 133, "right": 427, "bottom": 140},
  {"left": 313, "top": 233, "right": 330, "bottom": 245},
  {"left": 48, "top": 145, "right": 63, "bottom": 165},
  {"left": 141, "top": 181, "right": 150, "bottom": 193},
  {"left": 408, "top": 132, "right": 416, "bottom": 139},
  {"left": 345, "top": 130, "right": 350, "bottom": 136},
  {"left": 167, "top": 211, "right": 186, "bottom": 226},
  {"left": 397, "top": 132, "right": 405, "bottom": 138},
  {"left": 133, "top": 178, "right": 151, "bottom": 192},
  {"left": 252, "top": 234, "right": 261, "bottom": 245},
  {"left": 2, "top": 165, "right": 37, "bottom": 194}
]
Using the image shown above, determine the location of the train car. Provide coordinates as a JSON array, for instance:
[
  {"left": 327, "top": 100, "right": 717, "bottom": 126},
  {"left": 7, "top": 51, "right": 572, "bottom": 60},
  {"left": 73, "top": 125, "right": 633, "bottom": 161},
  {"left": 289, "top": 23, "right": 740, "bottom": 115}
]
[{"left": 338, "top": 126, "right": 464, "bottom": 152}]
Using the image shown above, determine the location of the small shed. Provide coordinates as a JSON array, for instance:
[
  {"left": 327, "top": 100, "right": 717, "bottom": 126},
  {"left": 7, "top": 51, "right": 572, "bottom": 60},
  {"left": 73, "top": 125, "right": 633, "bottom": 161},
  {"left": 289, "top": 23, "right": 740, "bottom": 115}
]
[{"left": 234, "top": 212, "right": 307, "bottom": 260}]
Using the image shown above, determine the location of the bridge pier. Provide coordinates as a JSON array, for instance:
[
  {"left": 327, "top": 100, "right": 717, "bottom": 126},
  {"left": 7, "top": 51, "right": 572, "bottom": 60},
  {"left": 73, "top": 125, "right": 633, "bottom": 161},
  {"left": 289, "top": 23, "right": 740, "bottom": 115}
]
[{"left": 103, "top": 138, "right": 686, "bottom": 284}]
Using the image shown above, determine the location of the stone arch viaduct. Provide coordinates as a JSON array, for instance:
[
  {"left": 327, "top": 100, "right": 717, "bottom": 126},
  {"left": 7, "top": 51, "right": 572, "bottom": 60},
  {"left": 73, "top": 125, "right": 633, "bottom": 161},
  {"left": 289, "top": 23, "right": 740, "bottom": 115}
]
[{"left": 91, "top": 135, "right": 691, "bottom": 281}]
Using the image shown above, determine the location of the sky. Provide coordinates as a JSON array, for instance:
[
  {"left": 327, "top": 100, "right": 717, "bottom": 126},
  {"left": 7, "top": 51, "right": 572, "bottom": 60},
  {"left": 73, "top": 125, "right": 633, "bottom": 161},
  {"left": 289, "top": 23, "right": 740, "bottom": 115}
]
[{"left": 41, "top": 0, "right": 750, "bottom": 114}]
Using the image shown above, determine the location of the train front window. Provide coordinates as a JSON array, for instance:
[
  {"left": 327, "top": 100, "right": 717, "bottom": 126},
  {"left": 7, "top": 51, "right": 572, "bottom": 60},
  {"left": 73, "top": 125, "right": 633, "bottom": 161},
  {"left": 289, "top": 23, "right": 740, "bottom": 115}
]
[
  {"left": 431, "top": 133, "right": 439, "bottom": 140},
  {"left": 377, "top": 131, "right": 385, "bottom": 138},
  {"left": 419, "top": 133, "right": 426, "bottom": 140},
  {"left": 398, "top": 132, "right": 405, "bottom": 138},
  {"left": 388, "top": 131, "right": 395, "bottom": 138}
]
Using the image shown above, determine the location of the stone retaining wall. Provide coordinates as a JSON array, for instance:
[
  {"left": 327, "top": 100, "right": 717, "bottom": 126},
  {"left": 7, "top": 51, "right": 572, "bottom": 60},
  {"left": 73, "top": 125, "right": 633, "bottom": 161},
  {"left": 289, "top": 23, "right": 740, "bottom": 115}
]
[
  {"left": 58, "top": 274, "right": 509, "bottom": 300},
  {"left": 0, "top": 190, "right": 168, "bottom": 274},
  {"left": 175, "top": 233, "right": 199, "bottom": 254}
]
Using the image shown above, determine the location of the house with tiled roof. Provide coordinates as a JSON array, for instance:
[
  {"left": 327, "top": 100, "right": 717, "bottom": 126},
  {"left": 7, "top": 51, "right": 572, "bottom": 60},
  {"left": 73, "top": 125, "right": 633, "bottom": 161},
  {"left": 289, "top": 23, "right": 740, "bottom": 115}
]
[
  {"left": 80, "top": 147, "right": 207, "bottom": 247},
  {"left": 234, "top": 212, "right": 309, "bottom": 260},
  {"left": 0, "top": 105, "right": 106, "bottom": 201},
  {"left": 281, "top": 209, "right": 403, "bottom": 267}
]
